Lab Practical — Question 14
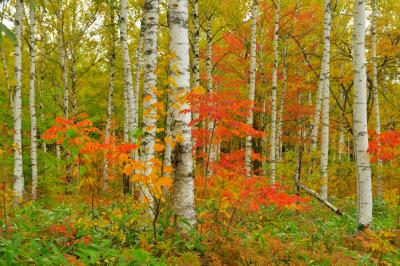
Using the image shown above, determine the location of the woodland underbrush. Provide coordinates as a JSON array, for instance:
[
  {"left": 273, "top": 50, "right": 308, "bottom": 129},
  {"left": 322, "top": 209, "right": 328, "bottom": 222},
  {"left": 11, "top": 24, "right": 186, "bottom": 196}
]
[{"left": 0, "top": 174, "right": 398, "bottom": 265}]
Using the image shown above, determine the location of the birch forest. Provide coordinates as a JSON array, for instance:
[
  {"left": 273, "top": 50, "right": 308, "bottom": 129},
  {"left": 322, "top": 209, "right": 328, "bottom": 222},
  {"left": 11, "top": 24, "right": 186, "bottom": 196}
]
[{"left": 0, "top": 0, "right": 400, "bottom": 265}]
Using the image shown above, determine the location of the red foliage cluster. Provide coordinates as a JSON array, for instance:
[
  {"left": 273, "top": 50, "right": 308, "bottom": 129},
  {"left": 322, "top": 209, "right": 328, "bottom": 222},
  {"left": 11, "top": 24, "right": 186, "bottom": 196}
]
[
  {"left": 369, "top": 130, "right": 400, "bottom": 163},
  {"left": 50, "top": 221, "right": 91, "bottom": 247},
  {"left": 188, "top": 90, "right": 264, "bottom": 149}
]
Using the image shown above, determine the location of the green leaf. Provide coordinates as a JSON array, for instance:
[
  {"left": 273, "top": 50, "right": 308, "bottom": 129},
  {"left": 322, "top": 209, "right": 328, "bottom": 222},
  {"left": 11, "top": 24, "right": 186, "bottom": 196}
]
[
  {"left": 66, "top": 129, "right": 77, "bottom": 138},
  {"left": 71, "top": 146, "right": 79, "bottom": 157},
  {"left": 0, "top": 22, "right": 16, "bottom": 43},
  {"left": 80, "top": 166, "right": 87, "bottom": 176}
]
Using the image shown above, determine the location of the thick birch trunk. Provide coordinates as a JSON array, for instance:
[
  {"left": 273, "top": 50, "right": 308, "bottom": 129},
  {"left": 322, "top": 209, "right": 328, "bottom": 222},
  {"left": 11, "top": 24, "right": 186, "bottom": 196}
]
[
  {"left": 142, "top": 0, "right": 159, "bottom": 200},
  {"left": 276, "top": 37, "right": 287, "bottom": 162},
  {"left": 269, "top": 0, "right": 280, "bottom": 184},
  {"left": 169, "top": 0, "right": 196, "bottom": 229},
  {"left": 353, "top": 0, "right": 373, "bottom": 228},
  {"left": 319, "top": 0, "right": 332, "bottom": 201},
  {"left": 29, "top": 1, "right": 38, "bottom": 200},
  {"left": 371, "top": 0, "right": 382, "bottom": 198},
  {"left": 13, "top": 0, "right": 24, "bottom": 199},
  {"left": 245, "top": 0, "right": 258, "bottom": 177}
]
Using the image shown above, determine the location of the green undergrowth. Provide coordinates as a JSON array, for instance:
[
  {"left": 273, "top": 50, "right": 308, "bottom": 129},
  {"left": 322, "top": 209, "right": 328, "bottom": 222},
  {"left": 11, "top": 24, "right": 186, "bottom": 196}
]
[{"left": 0, "top": 194, "right": 398, "bottom": 265}]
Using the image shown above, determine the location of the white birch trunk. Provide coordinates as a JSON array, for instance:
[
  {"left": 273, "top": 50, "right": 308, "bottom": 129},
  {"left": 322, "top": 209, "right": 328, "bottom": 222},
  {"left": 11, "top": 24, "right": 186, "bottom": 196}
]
[
  {"left": 191, "top": 0, "right": 200, "bottom": 171},
  {"left": 338, "top": 88, "right": 345, "bottom": 161},
  {"left": 371, "top": 0, "right": 382, "bottom": 198},
  {"left": 13, "top": 0, "right": 24, "bottom": 199},
  {"left": 311, "top": 83, "right": 323, "bottom": 151},
  {"left": 269, "top": 0, "right": 280, "bottom": 184},
  {"left": 319, "top": 0, "right": 332, "bottom": 200},
  {"left": 134, "top": 20, "right": 144, "bottom": 130},
  {"left": 120, "top": 0, "right": 136, "bottom": 145},
  {"left": 192, "top": 0, "right": 200, "bottom": 89},
  {"left": 205, "top": 16, "right": 217, "bottom": 177},
  {"left": 56, "top": 10, "right": 68, "bottom": 119},
  {"left": 0, "top": 24, "right": 12, "bottom": 109},
  {"left": 142, "top": 0, "right": 159, "bottom": 201},
  {"left": 276, "top": 37, "right": 287, "bottom": 162},
  {"left": 352, "top": 0, "right": 373, "bottom": 228},
  {"left": 29, "top": 1, "right": 38, "bottom": 200},
  {"left": 245, "top": 0, "right": 258, "bottom": 177},
  {"left": 169, "top": 0, "right": 196, "bottom": 229},
  {"left": 104, "top": 7, "right": 116, "bottom": 191}
]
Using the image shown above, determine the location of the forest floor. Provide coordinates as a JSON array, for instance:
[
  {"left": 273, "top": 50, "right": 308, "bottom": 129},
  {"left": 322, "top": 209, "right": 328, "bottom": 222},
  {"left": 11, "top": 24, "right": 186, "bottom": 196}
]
[{"left": 0, "top": 189, "right": 399, "bottom": 265}]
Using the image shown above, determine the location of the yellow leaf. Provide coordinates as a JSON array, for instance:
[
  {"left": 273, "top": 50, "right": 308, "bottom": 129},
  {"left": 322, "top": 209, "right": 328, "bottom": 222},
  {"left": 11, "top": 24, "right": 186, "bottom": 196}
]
[
  {"left": 158, "top": 177, "right": 172, "bottom": 188},
  {"left": 154, "top": 143, "right": 165, "bottom": 152},
  {"left": 192, "top": 86, "right": 206, "bottom": 95},
  {"left": 176, "top": 134, "right": 184, "bottom": 143},
  {"left": 165, "top": 136, "right": 174, "bottom": 145},
  {"left": 143, "top": 95, "right": 153, "bottom": 103},
  {"left": 124, "top": 165, "right": 133, "bottom": 176},
  {"left": 164, "top": 166, "right": 173, "bottom": 174}
]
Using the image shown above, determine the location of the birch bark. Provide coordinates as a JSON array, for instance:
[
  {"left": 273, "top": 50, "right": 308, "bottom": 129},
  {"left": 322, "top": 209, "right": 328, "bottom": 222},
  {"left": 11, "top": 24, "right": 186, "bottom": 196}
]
[
  {"left": 13, "top": 0, "right": 24, "bottom": 199},
  {"left": 319, "top": 0, "right": 332, "bottom": 200},
  {"left": 245, "top": 0, "right": 258, "bottom": 177},
  {"left": 120, "top": 0, "right": 136, "bottom": 145},
  {"left": 353, "top": 0, "right": 373, "bottom": 228},
  {"left": 269, "top": 0, "right": 280, "bottom": 184},
  {"left": 276, "top": 37, "right": 287, "bottom": 162},
  {"left": 169, "top": 0, "right": 196, "bottom": 229},
  {"left": 142, "top": 0, "right": 159, "bottom": 200},
  {"left": 104, "top": 6, "right": 116, "bottom": 190},
  {"left": 371, "top": 0, "right": 382, "bottom": 198},
  {"left": 29, "top": 0, "right": 38, "bottom": 200}
]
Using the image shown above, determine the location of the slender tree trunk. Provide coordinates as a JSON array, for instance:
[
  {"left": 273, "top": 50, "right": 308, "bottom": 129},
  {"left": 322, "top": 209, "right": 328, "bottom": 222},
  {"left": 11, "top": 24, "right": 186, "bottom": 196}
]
[
  {"left": 39, "top": 95, "right": 46, "bottom": 153},
  {"left": 0, "top": 14, "right": 12, "bottom": 109},
  {"left": 311, "top": 85, "right": 323, "bottom": 151},
  {"left": 134, "top": 20, "right": 144, "bottom": 131},
  {"left": 353, "top": 0, "right": 373, "bottom": 228},
  {"left": 338, "top": 87, "right": 345, "bottom": 161},
  {"left": 120, "top": 0, "right": 138, "bottom": 193},
  {"left": 120, "top": 0, "right": 136, "bottom": 145},
  {"left": 258, "top": 35, "right": 268, "bottom": 177},
  {"left": 57, "top": 11, "right": 68, "bottom": 119},
  {"left": 205, "top": 15, "right": 217, "bottom": 177},
  {"left": 104, "top": 6, "right": 117, "bottom": 191},
  {"left": 70, "top": 6, "right": 78, "bottom": 117},
  {"left": 319, "top": 0, "right": 332, "bottom": 200},
  {"left": 163, "top": 92, "right": 173, "bottom": 180},
  {"left": 371, "top": 0, "right": 382, "bottom": 198},
  {"left": 29, "top": 1, "right": 38, "bottom": 200},
  {"left": 191, "top": 0, "right": 200, "bottom": 171},
  {"left": 192, "top": 0, "right": 200, "bottom": 89},
  {"left": 276, "top": 37, "right": 287, "bottom": 162},
  {"left": 245, "top": 0, "right": 258, "bottom": 177},
  {"left": 13, "top": 0, "right": 24, "bottom": 199},
  {"left": 56, "top": 4, "right": 73, "bottom": 188},
  {"left": 142, "top": 0, "right": 159, "bottom": 200},
  {"left": 269, "top": 0, "right": 280, "bottom": 184},
  {"left": 169, "top": 0, "right": 196, "bottom": 230}
]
